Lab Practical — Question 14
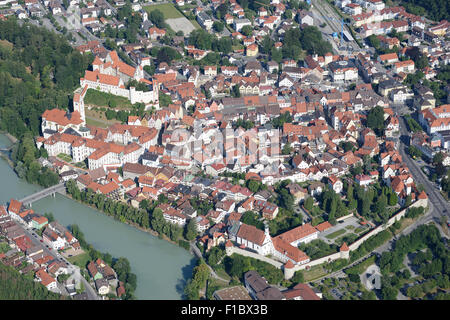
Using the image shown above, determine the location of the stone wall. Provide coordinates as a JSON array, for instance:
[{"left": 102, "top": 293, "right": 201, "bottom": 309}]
[
  {"left": 336, "top": 212, "right": 354, "bottom": 222},
  {"left": 348, "top": 198, "right": 428, "bottom": 251},
  {"left": 225, "top": 246, "right": 283, "bottom": 269},
  {"left": 227, "top": 198, "right": 429, "bottom": 280}
]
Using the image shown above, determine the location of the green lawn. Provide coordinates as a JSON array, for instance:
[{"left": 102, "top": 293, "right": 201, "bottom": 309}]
[
  {"left": 84, "top": 89, "right": 132, "bottom": 109},
  {"left": 189, "top": 19, "right": 201, "bottom": 30},
  {"left": 303, "top": 265, "right": 328, "bottom": 282},
  {"left": 143, "top": 3, "right": 184, "bottom": 19},
  {"left": 85, "top": 117, "right": 109, "bottom": 128},
  {"left": 67, "top": 252, "right": 90, "bottom": 269},
  {"left": 57, "top": 153, "right": 73, "bottom": 162},
  {"left": 354, "top": 226, "right": 368, "bottom": 234},
  {"left": 335, "top": 233, "right": 358, "bottom": 246},
  {"left": 325, "top": 229, "right": 347, "bottom": 240},
  {"left": 345, "top": 225, "right": 355, "bottom": 230}
]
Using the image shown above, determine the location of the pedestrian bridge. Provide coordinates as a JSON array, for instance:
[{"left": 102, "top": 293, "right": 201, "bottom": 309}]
[{"left": 19, "top": 182, "right": 66, "bottom": 206}]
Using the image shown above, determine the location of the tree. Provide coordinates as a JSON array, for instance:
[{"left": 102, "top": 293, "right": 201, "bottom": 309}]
[
  {"left": 231, "top": 84, "right": 241, "bottom": 97},
  {"left": 159, "top": 92, "right": 172, "bottom": 107},
  {"left": 407, "top": 145, "right": 422, "bottom": 159},
  {"left": 213, "top": 21, "right": 224, "bottom": 32},
  {"left": 260, "top": 35, "right": 274, "bottom": 54},
  {"left": 207, "top": 246, "right": 225, "bottom": 266},
  {"left": 43, "top": 212, "right": 55, "bottom": 223},
  {"left": 340, "top": 141, "right": 354, "bottom": 153},
  {"left": 388, "top": 192, "right": 398, "bottom": 206},
  {"left": 247, "top": 180, "right": 262, "bottom": 193},
  {"left": 433, "top": 152, "right": 444, "bottom": 166},
  {"left": 156, "top": 46, "right": 181, "bottom": 65},
  {"left": 291, "top": 271, "right": 304, "bottom": 284},
  {"left": 304, "top": 197, "right": 314, "bottom": 211},
  {"left": 149, "top": 9, "right": 165, "bottom": 28},
  {"left": 216, "top": 2, "right": 229, "bottom": 19},
  {"left": 367, "top": 106, "right": 386, "bottom": 136},
  {"left": 436, "top": 162, "right": 447, "bottom": 177},
  {"left": 241, "top": 211, "right": 264, "bottom": 230},
  {"left": 270, "top": 47, "right": 282, "bottom": 63},
  {"left": 240, "top": 25, "right": 253, "bottom": 37},
  {"left": 380, "top": 283, "right": 397, "bottom": 300},
  {"left": 185, "top": 218, "right": 198, "bottom": 241},
  {"left": 282, "top": 143, "right": 293, "bottom": 155}
]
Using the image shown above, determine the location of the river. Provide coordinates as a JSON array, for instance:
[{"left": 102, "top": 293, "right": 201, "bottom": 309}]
[{"left": 0, "top": 134, "right": 195, "bottom": 300}]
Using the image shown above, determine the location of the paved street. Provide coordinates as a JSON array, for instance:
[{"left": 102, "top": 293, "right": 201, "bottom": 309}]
[
  {"left": 398, "top": 116, "right": 450, "bottom": 224},
  {"left": 311, "top": 0, "right": 360, "bottom": 54},
  {"left": 19, "top": 221, "right": 99, "bottom": 300}
]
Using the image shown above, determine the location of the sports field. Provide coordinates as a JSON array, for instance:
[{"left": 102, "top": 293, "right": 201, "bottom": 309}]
[{"left": 143, "top": 3, "right": 184, "bottom": 19}]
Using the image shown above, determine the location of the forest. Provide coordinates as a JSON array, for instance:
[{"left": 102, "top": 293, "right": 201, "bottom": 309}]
[
  {"left": 0, "top": 18, "right": 92, "bottom": 187},
  {"left": 0, "top": 262, "right": 65, "bottom": 300},
  {"left": 0, "top": 18, "right": 93, "bottom": 139},
  {"left": 377, "top": 224, "right": 450, "bottom": 299},
  {"left": 401, "top": 0, "right": 449, "bottom": 22}
]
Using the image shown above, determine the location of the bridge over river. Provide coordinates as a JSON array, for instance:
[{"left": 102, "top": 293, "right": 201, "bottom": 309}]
[{"left": 19, "top": 182, "right": 66, "bottom": 206}]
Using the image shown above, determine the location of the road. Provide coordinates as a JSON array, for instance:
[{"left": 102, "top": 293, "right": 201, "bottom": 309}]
[
  {"left": 21, "top": 224, "right": 99, "bottom": 299},
  {"left": 312, "top": 133, "right": 450, "bottom": 284},
  {"left": 397, "top": 116, "right": 450, "bottom": 224},
  {"left": 189, "top": 241, "right": 229, "bottom": 283},
  {"left": 310, "top": 0, "right": 360, "bottom": 54}
]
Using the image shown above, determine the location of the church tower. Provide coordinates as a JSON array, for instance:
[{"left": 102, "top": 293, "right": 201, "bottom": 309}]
[{"left": 73, "top": 85, "right": 88, "bottom": 124}]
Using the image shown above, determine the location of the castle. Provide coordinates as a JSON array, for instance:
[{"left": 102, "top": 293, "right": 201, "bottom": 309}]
[{"left": 80, "top": 50, "right": 159, "bottom": 107}]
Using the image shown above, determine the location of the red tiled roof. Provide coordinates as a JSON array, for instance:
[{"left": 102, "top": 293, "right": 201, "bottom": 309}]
[
  {"left": 315, "top": 221, "right": 332, "bottom": 232},
  {"left": 236, "top": 223, "right": 266, "bottom": 246},
  {"left": 8, "top": 199, "right": 22, "bottom": 214},
  {"left": 340, "top": 242, "right": 349, "bottom": 251},
  {"left": 276, "top": 223, "right": 318, "bottom": 244}
]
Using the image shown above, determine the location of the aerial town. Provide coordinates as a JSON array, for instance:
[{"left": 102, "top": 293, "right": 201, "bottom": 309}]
[{"left": 0, "top": 0, "right": 449, "bottom": 302}]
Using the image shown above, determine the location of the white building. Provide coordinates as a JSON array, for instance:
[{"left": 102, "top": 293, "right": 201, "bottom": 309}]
[{"left": 234, "top": 18, "right": 252, "bottom": 32}]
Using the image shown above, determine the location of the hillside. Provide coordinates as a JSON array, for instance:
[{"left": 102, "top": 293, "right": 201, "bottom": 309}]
[
  {"left": 0, "top": 18, "right": 93, "bottom": 139},
  {"left": 401, "top": 0, "right": 449, "bottom": 22}
]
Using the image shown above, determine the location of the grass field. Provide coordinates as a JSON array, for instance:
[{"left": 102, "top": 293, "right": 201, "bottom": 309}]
[
  {"left": 143, "top": 3, "right": 184, "bottom": 19},
  {"left": 67, "top": 252, "right": 90, "bottom": 269},
  {"left": 84, "top": 89, "right": 132, "bottom": 109},
  {"left": 86, "top": 117, "right": 109, "bottom": 128},
  {"left": 0, "top": 39, "right": 13, "bottom": 50},
  {"left": 325, "top": 228, "right": 347, "bottom": 240},
  {"left": 189, "top": 18, "right": 201, "bottom": 30},
  {"left": 303, "top": 265, "right": 328, "bottom": 282}
]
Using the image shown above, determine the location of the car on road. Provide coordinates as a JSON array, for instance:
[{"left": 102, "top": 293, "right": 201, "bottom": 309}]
[{"left": 40, "top": 239, "right": 43, "bottom": 242}]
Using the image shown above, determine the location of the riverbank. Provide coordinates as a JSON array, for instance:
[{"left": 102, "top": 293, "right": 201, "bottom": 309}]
[
  {"left": 63, "top": 191, "right": 193, "bottom": 253},
  {"left": 0, "top": 139, "right": 195, "bottom": 299},
  {"left": 0, "top": 152, "right": 14, "bottom": 168},
  {"left": 1, "top": 131, "right": 18, "bottom": 144}
]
